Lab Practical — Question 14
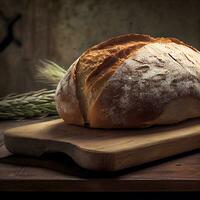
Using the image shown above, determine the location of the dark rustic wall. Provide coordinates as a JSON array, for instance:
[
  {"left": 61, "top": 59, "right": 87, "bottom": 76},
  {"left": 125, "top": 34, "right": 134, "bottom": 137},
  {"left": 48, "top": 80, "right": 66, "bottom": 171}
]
[{"left": 0, "top": 0, "right": 200, "bottom": 96}]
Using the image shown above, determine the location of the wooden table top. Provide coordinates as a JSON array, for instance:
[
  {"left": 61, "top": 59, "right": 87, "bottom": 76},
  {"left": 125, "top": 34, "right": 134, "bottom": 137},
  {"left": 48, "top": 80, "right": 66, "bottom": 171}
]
[{"left": 1, "top": 118, "right": 200, "bottom": 192}]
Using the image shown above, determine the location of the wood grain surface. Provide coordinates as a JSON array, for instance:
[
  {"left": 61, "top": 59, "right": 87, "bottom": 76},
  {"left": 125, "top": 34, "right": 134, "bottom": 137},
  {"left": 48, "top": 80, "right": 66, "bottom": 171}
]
[
  {"left": 3, "top": 118, "right": 200, "bottom": 171},
  {"left": 1, "top": 118, "right": 200, "bottom": 191}
]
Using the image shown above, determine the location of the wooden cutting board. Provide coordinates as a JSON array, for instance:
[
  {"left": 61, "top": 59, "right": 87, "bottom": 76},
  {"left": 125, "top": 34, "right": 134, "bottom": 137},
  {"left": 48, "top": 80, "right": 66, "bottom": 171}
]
[{"left": 3, "top": 118, "right": 200, "bottom": 171}]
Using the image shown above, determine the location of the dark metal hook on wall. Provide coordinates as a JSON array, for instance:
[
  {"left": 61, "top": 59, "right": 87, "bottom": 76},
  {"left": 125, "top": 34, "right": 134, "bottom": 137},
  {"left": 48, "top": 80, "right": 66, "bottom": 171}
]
[{"left": 0, "top": 10, "right": 22, "bottom": 52}]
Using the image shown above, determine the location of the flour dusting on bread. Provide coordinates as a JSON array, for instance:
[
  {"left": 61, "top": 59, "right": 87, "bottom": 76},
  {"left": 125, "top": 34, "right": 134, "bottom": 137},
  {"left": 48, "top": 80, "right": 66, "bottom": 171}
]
[
  {"left": 55, "top": 34, "right": 200, "bottom": 128},
  {"left": 94, "top": 42, "right": 200, "bottom": 127}
]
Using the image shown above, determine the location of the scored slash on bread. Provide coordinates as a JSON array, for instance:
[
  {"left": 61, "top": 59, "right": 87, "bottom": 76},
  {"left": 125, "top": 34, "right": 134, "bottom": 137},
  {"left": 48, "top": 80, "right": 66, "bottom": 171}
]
[{"left": 55, "top": 34, "right": 200, "bottom": 128}]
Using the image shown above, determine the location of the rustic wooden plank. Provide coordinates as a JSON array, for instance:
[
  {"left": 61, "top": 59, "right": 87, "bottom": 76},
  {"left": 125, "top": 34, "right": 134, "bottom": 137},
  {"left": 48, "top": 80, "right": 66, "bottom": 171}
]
[
  {"left": 0, "top": 117, "right": 58, "bottom": 145},
  {"left": 0, "top": 148, "right": 200, "bottom": 191},
  {"left": 1, "top": 147, "right": 200, "bottom": 180},
  {"left": 1, "top": 119, "right": 200, "bottom": 191},
  {"left": 4, "top": 118, "right": 200, "bottom": 171},
  {"left": 1, "top": 179, "right": 200, "bottom": 192}
]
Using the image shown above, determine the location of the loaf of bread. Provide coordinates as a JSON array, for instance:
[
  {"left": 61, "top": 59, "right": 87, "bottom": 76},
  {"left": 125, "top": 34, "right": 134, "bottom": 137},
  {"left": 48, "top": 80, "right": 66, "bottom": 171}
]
[{"left": 55, "top": 34, "right": 200, "bottom": 128}]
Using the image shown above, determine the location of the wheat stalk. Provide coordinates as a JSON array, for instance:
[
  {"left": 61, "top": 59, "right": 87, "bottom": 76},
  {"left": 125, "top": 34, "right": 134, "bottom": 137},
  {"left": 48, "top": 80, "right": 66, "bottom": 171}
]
[
  {"left": 0, "top": 60, "right": 67, "bottom": 120},
  {"left": 36, "top": 60, "right": 66, "bottom": 87},
  {"left": 0, "top": 89, "right": 58, "bottom": 120}
]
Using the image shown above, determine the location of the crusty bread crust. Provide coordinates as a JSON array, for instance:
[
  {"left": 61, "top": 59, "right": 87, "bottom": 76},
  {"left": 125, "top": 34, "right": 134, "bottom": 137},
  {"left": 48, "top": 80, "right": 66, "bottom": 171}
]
[
  {"left": 55, "top": 34, "right": 200, "bottom": 128},
  {"left": 55, "top": 59, "right": 84, "bottom": 125}
]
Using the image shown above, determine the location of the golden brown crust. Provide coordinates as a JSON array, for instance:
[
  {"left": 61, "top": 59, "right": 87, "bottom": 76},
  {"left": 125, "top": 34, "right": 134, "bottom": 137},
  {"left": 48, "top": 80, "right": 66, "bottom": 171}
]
[
  {"left": 55, "top": 59, "right": 84, "bottom": 125},
  {"left": 77, "top": 34, "right": 156, "bottom": 122},
  {"left": 55, "top": 34, "right": 200, "bottom": 128},
  {"left": 79, "top": 34, "right": 195, "bottom": 94},
  {"left": 90, "top": 34, "right": 154, "bottom": 50}
]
